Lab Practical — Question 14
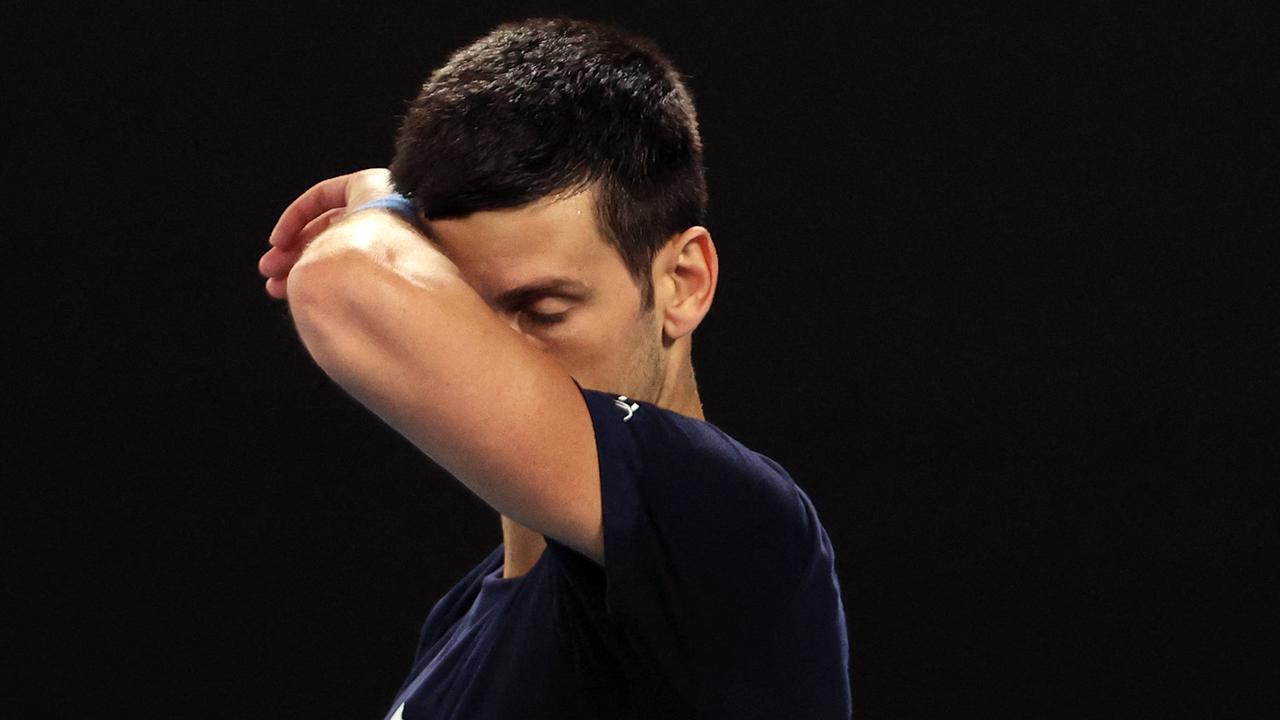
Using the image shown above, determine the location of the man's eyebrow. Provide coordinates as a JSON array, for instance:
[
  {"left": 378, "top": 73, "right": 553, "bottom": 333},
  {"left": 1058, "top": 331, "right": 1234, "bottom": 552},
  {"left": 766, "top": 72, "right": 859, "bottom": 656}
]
[{"left": 492, "top": 278, "right": 593, "bottom": 308}]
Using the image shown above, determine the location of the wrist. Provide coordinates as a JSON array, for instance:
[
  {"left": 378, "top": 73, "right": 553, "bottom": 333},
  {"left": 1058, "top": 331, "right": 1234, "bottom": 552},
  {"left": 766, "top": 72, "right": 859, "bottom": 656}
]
[{"left": 347, "top": 194, "right": 420, "bottom": 226}]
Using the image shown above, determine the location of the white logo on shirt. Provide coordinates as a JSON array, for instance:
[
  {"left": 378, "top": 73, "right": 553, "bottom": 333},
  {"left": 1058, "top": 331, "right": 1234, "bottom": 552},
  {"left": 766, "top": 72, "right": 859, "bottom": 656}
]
[
  {"left": 614, "top": 395, "right": 639, "bottom": 422},
  {"left": 390, "top": 702, "right": 405, "bottom": 720}
]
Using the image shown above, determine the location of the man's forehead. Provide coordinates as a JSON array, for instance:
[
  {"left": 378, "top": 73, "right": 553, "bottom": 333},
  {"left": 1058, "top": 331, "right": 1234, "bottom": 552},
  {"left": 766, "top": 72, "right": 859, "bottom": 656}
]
[
  {"left": 425, "top": 188, "right": 600, "bottom": 250},
  {"left": 421, "top": 190, "right": 613, "bottom": 297}
]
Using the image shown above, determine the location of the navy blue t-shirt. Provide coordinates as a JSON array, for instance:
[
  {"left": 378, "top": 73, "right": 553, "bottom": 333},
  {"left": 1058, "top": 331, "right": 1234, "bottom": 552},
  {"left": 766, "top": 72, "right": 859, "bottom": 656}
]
[{"left": 381, "top": 387, "right": 852, "bottom": 719}]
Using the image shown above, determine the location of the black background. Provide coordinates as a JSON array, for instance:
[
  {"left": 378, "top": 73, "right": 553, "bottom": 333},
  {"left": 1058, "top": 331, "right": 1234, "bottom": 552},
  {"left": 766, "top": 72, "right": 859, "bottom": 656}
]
[{"left": 8, "top": 1, "right": 1276, "bottom": 718}]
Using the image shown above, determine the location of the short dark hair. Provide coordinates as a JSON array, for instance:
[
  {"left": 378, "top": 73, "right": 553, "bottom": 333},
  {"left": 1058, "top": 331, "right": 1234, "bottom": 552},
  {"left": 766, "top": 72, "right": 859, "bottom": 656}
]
[{"left": 390, "top": 17, "right": 708, "bottom": 308}]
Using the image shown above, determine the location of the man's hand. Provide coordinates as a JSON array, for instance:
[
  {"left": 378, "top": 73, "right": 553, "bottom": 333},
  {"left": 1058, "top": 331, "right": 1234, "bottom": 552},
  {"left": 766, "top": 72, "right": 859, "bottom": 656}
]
[{"left": 258, "top": 169, "right": 398, "bottom": 299}]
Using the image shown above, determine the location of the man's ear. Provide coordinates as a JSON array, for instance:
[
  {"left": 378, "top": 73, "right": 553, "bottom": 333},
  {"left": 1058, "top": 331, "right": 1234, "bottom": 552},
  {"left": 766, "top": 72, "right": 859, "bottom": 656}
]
[{"left": 654, "top": 226, "right": 718, "bottom": 342}]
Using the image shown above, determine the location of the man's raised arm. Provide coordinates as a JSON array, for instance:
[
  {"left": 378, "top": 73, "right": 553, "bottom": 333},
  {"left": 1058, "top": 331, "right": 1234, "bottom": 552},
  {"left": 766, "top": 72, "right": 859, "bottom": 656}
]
[{"left": 258, "top": 171, "right": 605, "bottom": 564}]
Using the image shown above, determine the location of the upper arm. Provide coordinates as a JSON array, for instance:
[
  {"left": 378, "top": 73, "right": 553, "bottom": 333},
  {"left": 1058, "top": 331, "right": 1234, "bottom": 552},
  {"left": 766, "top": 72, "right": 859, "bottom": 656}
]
[{"left": 288, "top": 248, "right": 605, "bottom": 565}]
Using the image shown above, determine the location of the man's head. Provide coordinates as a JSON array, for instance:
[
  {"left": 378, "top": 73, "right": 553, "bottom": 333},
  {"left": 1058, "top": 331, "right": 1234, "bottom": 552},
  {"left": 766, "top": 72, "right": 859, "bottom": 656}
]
[
  {"left": 390, "top": 18, "right": 716, "bottom": 407},
  {"left": 391, "top": 17, "right": 707, "bottom": 309}
]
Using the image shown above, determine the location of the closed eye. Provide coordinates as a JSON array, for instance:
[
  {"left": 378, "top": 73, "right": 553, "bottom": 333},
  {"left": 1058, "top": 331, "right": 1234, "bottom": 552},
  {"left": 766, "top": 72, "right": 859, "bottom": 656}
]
[
  {"left": 494, "top": 279, "right": 589, "bottom": 330},
  {"left": 522, "top": 309, "right": 570, "bottom": 326},
  {"left": 518, "top": 294, "right": 575, "bottom": 327}
]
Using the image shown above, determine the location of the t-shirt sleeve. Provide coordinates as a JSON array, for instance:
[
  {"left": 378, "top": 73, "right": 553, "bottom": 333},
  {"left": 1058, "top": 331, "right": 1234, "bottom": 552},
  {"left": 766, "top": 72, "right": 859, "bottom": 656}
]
[{"left": 572, "top": 386, "right": 835, "bottom": 701}]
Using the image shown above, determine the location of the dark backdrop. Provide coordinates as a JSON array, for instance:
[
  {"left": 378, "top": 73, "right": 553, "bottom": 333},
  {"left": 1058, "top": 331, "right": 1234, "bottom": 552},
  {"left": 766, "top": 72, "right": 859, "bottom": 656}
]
[{"left": 9, "top": 1, "right": 1275, "bottom": 718}]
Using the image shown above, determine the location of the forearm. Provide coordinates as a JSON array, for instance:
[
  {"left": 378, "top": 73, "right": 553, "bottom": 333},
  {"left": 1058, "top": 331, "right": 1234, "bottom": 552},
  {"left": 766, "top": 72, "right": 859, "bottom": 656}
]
[
  {"left": 282, "top": 212, "right": 595, "bottom": 544},
  {"left": 260, "top": 171, "right": 603, "bottom": 561}
]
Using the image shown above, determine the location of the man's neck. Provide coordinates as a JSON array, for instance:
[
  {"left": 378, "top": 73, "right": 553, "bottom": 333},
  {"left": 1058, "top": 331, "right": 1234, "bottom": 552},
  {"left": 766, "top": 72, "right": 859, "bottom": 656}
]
[
  {"left": 655, "top": 341, "right": 705, "bottom": 420},
  {"left": 656, "top": 370, "right": 703, "bottom": 420},
  {"left": 500, "top": 515, "right": 548, "bottom": 579}
]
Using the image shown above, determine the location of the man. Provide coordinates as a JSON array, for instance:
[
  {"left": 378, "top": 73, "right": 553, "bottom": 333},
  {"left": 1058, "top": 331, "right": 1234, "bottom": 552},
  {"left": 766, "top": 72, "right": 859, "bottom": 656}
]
[{"left": 258, "top": 17, "right": 851, "bottom": 720}]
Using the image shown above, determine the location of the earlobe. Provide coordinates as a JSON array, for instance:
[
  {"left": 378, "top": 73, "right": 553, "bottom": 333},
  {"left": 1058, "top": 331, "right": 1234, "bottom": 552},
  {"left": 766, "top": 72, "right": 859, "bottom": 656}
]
[{"left": 659, "top": 226, "right": 718, "bottom": 341}]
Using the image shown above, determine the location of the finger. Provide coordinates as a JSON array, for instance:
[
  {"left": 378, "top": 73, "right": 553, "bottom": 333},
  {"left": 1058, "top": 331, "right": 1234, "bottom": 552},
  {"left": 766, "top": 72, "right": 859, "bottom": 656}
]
[
  {"left": 268, "top": 173, "right": 354, "bottom": 249},
  {"left": 259, "top": 205, "right": 346, "bottom": 276},
  {"left": 258, "top": 246, "right": 303, "bottom": 278},
  {"left": 297, "top": 206, "right": 347, "bottom": 245},
  {"left": 258, "top": 205, "right": 346, "bottom": 281},
  {"left": 265, "top": 275, "right": 288, "bottom": 299}
]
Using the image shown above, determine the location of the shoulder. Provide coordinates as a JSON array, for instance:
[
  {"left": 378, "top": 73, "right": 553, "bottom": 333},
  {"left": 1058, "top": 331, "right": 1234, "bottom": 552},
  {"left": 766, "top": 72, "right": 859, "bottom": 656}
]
[
  {"left": 580, "top": 387, "right": 776, "bottom": 459},
  {"left": 575, "top": 387, "right": 840, "bottom": 668},
  {"left": 404, "top": 545, "right": 504, "bottom": 667},
  {"left": 577, "top": 386, "right": 804, "bottom": 516}
]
